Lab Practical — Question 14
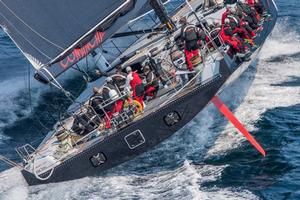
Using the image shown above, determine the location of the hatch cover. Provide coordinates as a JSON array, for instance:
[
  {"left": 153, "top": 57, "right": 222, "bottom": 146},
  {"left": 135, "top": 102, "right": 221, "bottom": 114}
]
[{"left": 124, "top": 130, "right": 145, "bottom": 149}]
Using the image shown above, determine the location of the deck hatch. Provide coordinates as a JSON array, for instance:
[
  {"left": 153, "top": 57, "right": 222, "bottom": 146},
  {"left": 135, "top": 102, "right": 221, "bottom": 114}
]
[{"left": 124, "top": 130, "right": 145, "bottom": 149}]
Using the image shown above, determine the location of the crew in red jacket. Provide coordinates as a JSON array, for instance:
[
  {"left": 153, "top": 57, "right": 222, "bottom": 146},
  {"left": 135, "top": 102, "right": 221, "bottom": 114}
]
[
  {"left": 179, "top": 17, "right": 204, "bottom": 71},
  {"left": 125, "top": 66, "right": 145, "bottom": 108},
  {"left": 246, "top": 0, "right": 262, "bottom": 21},
  {"left": 102, "top": 77, "right": 123, "bottom": 129},
  {"left": 223, "top": 7, "right": 255, "bottom": 46},
  {"left": 247, "top": 0, "right": 255, "bottom": 7},
  {"left": 220, "top": 18, "right": 248, "bottom": 55}
]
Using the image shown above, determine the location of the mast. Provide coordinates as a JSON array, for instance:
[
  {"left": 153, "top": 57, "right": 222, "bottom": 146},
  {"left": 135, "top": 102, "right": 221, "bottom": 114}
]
[{"left": 149, "top": 0, "right": 176, "bottom": 32}]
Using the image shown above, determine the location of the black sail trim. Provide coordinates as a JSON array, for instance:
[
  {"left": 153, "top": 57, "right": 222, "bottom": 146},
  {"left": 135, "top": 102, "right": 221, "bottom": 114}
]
[
  {"left": 48, "top": 0, "right": 135, "bottom": 68},
  {"left": 37, "top": 0, "right": 151, "bottom": 83}
]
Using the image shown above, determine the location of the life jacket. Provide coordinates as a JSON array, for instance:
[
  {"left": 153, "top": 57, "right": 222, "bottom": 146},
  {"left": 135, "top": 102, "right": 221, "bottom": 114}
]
[
  {"left": 247, "top": 0, "right": 255, "bottom": 7},
  {"left": 222, "top": 11, "right": 229, "bottom": 25},
  {"left": 220, "top": 26, "right": 231, "bottom": 43},
  {"left": 129, "top": 72, "right": 144, "bottom": 97},
  {"left": 129, "top": 71, "right": 143, "bottom": 89}
]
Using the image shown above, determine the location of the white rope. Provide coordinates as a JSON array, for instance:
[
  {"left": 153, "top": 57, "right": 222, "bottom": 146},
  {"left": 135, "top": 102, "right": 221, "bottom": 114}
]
[
  {"left": 0, "top": 0, "right": 64, "bottom": 50},
  {"left": 271, "top": 0, "right": 278, "bottom": 11}
]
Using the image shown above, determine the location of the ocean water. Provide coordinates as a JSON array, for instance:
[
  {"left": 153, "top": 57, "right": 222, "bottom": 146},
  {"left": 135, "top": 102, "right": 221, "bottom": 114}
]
[{"left": 0, "top": 0, "right": 300, "bottom": 199}]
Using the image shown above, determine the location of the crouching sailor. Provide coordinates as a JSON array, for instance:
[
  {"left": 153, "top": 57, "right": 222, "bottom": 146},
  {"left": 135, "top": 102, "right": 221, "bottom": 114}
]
[
  {"left": 220, "top": 18, "right": 250, "bottom": 60},
  {"left": 125, "top": 66, "right": 145, "bottom": 109}
]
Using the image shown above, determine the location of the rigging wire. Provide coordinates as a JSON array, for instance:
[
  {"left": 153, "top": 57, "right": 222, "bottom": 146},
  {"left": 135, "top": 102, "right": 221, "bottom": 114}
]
[
  {"left": 0, "top": 12, "right": 53, "bottom": 61},
  {"left": 26, "top": 62, "right": 52, "bottom": 133},
  {"left": 27, "top": 62, "right": 32, "bottom": 113},
  {"left": 0, "top": 0, "right": 64, "bottom": 50}
]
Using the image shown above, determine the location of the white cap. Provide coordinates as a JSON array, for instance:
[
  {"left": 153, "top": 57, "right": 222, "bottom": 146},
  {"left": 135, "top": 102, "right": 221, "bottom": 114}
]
[
  {"left": 106, "top": 76, "right": 113, "bottom": 82},
  {"left": 126, "top": 66, "right": 132, "bottom": 72},
  {"left": 224, "top": 18, "right": 230, "bottom": 24},
  {"left": 228, "top": 6, "right": 236, "bottom": 13},
  {"left": 213, "top": 19, "right": 219, "bottom": 25}
]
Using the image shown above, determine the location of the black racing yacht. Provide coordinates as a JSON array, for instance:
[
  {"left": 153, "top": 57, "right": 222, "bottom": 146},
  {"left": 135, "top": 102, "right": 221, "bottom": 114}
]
[{"left": 0, "top": 0, "right": 278, "bottom": 185}]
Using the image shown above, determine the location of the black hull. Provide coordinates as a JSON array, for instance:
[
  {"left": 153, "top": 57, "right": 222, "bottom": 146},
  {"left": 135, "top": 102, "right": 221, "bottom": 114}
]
[{"left": 22, "top": 0, "right": 278, "bottom": 186}]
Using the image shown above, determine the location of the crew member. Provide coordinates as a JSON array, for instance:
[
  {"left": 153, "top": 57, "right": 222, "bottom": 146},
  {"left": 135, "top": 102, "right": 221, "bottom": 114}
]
[
  {"left": 220, "top": 18, "right": 248, "bottom": 57},
  {"left": 247, "top": 0, "right": 255, "bottom": 7},
  {"left": 143, "top": 65, "right": 159, "bottom": 98},
  {"left": 116, "top": 65, "right": 127, "bottom": 77},
  {"left": 180, "top": 17, "right": 203, "bottom": 71},
  {"left": 251, "top": 0, "right": 265, "bottom": 15},
  {"left": 111, "top": 65, "right": 127, "bottom": 91},
  {"left": 125, "top": 66, "right": 145, "bottom": 108},
  {"left": 90, "top": 87, "right": 104, "bottom": 116},
  {"left": 238, "top": 1, "right": 261, "bottom": 28},
  {"left": 103, "top": 77, "right": 123, "bottom": 129},
  {"left": 224, "top": 6, "right": 256, "bottom": 46}
]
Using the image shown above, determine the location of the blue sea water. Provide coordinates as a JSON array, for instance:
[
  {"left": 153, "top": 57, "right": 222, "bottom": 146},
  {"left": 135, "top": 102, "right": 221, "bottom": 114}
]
[{"left": 0, "top": 0, "right": 300, "bottom": 199}]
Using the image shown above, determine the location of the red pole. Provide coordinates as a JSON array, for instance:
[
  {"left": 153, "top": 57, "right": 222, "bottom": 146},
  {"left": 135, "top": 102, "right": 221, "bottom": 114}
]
[{"left": 211, "top": 96, "right": 266, "bottom": 157}]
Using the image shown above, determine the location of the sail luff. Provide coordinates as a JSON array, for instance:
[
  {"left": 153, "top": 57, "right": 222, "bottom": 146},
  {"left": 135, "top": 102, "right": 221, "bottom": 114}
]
[
  {"left": 0, "top": 12, "right": 52, "bottom": 68},
  {"left": 0, "top": 24, "right": 43, "bottom": 70}
]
